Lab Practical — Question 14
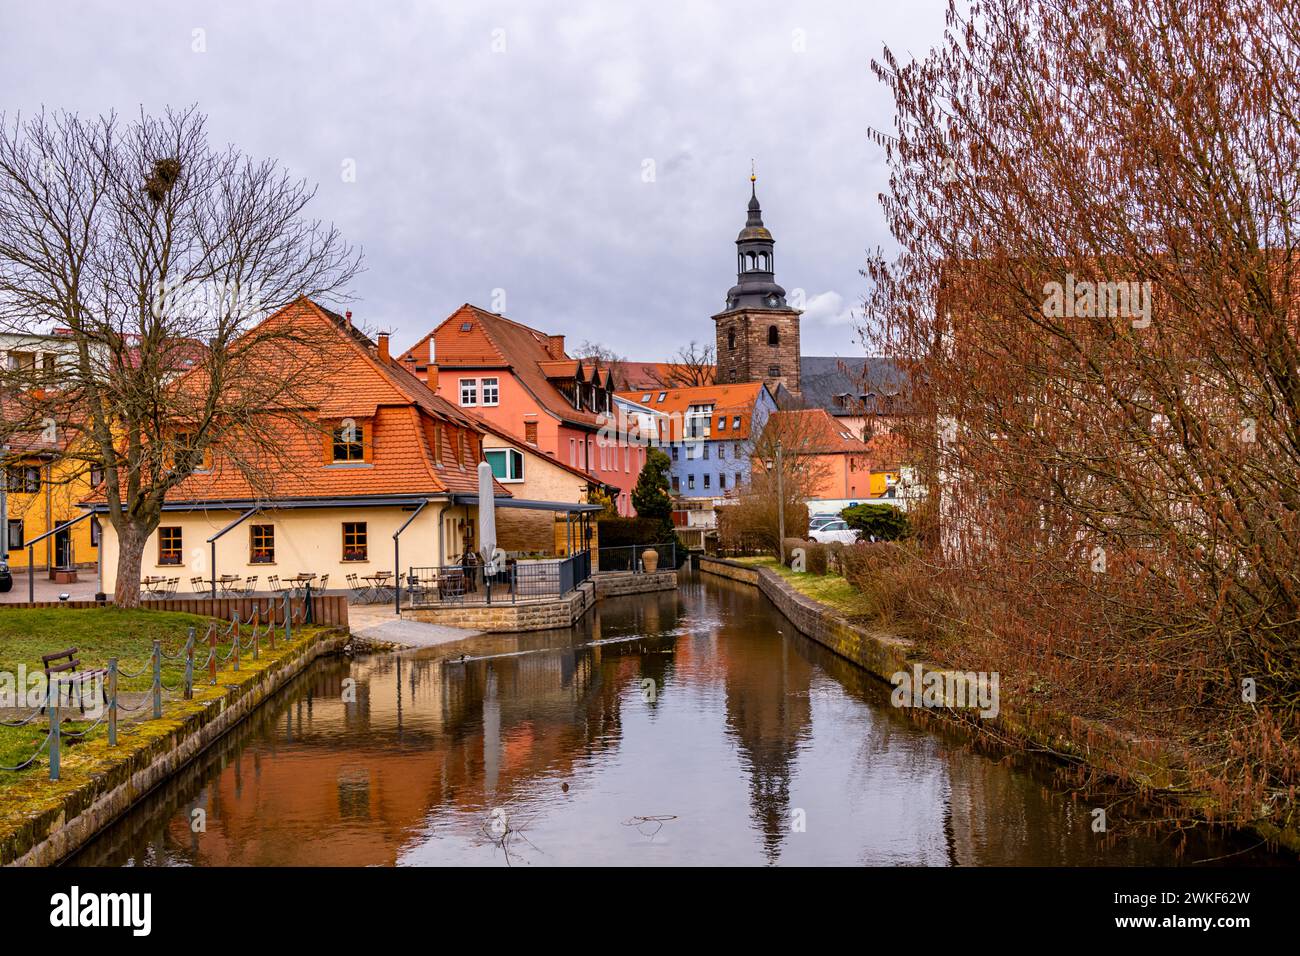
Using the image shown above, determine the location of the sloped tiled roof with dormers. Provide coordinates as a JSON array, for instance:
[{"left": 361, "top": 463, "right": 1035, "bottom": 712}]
[{"left": 82, "top": 298, "right": 506, "bottom": 507}]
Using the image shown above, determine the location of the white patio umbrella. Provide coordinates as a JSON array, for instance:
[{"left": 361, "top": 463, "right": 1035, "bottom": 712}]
[{"left": 477, "top": 461, "right": 498, "bottom": 572}]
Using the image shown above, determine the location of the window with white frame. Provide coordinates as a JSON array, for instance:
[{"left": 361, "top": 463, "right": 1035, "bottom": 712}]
[
  {"left": 485, "top": 447, "right": 524, "bottom": 482},
  {"left": 459, "top": 379, "right": 478, "bottom": 406},
  {"left": 481, "top": 377, "right": 499, "bottom": 405}
]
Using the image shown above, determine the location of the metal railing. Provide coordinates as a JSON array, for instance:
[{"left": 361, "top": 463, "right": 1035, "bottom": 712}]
[
  {"left": 0, "top": 593, "right": 314, "bottom": 781},
  {"left": 595, "top": 542, "right": 678, "bottom": 573},
  {"left": 404, "top": 550, "right": 592, "bottom": 606}
]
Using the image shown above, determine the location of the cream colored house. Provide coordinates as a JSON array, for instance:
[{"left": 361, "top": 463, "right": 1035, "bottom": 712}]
[{"left": 84, "top": 299, "right": 596, "bottom": 598}]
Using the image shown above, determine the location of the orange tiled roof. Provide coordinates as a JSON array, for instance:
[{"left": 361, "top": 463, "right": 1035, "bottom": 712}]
[
  {"left": 616, "top": 381, "right": 769, "bottom": 442},
  {"left": 82, "top": 298, "right": 507, "bottom": 506}
]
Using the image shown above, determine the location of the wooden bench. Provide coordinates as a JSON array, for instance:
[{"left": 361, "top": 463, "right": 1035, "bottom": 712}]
[{"left": 41, "top": 648, "right": 108, "bottom": 714}]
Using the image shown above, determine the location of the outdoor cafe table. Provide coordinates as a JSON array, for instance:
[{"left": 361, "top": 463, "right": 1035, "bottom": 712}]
[
  {"left": 289, "top": 573, "right": 316, "bottom": 596},
  {"left": 218, "top": 574, "right": 242, "bottom": 595},
  {"left": 363, "top": 572, "right": 394, "bottom": 602},
  {"left": 140, "top": 576, "right": 168, "bottom": 598}
]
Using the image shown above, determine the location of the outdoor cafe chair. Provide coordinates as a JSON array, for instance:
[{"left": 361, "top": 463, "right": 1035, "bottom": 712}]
[
  {"left": 317, "top": 574, "right": 329, "bottom": 593},
  {"left": 346, "top": 573, "right": 369, "bottom": 604},
  {"left": 268, "top": 575, "right": 293, "bottom": 598},
  {"left": 190, "top": 576, "right": 208, "bottom": 594},
  {"left": 164, "top": 577, "right": 180, "bottom": 598},
  {"left": 239, "top": 575, "right": 258, "bottom": 597}
]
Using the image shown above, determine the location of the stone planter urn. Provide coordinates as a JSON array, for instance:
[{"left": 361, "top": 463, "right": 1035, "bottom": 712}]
[{"left": 641, "top": 549, "right": 659, "bottom": 573}]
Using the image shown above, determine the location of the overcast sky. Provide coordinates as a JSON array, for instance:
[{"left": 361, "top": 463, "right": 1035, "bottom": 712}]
[{"left": 0, "top": 0, "right": 949, "bottom": 360}]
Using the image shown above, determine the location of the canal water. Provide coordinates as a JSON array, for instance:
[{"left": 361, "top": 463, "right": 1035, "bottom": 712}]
[{"left": 71, "top": 572, "right": 1282, "bottom": 866}]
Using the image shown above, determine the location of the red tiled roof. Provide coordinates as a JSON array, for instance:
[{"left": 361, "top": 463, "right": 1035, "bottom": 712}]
[
  {"left": 426, "top": 304, "right": 614, "bottom": 430},
  {"left": 762, "top": 408, "right": 872, "bottom": 455},
  {"left": 617, "top": 361, "right": 716, "bottom": 390},
  {"left": 82, "top": 298, "right": 507, "bottom": 506}
]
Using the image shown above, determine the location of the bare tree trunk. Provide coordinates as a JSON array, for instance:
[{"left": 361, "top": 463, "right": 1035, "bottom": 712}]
[{"left": 113, "top": 520, "right": 148, "bottom": 608}]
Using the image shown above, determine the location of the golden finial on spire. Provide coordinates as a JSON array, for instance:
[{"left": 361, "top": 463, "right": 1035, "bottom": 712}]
[{"left": 750, "top": 159, "right": 756, "bottom": 183}]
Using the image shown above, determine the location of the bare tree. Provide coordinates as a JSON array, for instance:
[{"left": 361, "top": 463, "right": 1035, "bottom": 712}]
[
  {"left": 0, "top": 107, "right": 360, "bottom": 606},
  {"left": 720, "top": 411, "right": 831, "bottom": 553},
  {"left": 650, "top": 341, "right": 715, "bottom": 388},
  {"left": 571, "top": 340, "right": 625, "bottom": 365}
]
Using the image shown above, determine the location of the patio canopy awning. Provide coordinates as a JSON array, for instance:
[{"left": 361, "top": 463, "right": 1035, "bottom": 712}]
[{"left": 449, "top": 494, "right": 603, "bottom": 513}]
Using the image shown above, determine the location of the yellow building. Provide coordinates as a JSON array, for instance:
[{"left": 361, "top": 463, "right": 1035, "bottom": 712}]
[{"left": 3, "top": 439, "right": 99, "bottom": 573}]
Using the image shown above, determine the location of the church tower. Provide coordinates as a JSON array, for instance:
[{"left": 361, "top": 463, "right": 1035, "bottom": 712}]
[{"left": 712, "top": 171, "right": 801, "bottom": 396}]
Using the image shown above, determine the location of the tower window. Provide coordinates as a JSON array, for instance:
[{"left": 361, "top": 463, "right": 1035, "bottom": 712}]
[
  {"left": 767, "top": 326, "right": 779, "bottom": 346},
  {"left": 768, "top": 365, "right": 781, "bottom": 377},
  {"left": 727, "top": 329, "right": 736, "bottom": 351}
]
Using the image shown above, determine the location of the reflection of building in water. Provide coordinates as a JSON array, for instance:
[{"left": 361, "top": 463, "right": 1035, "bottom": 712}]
[
  {"left": 159, "top": 642, "right": 634, "bottom": 867},
  {"left": 718, "top": 611, "right": 814, "bottom": 863}
]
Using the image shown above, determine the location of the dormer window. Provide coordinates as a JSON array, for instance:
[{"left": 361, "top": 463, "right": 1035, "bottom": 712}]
[{"left": 332, "top": 424, "right": 364, "bottom": 462}]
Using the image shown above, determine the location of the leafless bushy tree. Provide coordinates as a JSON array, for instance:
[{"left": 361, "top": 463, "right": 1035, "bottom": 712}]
[
  {"left": 0, "top": 107, "right": 361, "bottom": 605},
  {"left": 864, "top": 0, "right": 1300, "bottom": 823}
]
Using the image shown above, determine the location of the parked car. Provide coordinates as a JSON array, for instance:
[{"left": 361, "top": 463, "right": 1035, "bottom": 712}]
[
  {"left": 808, "top": 514, "right": 839, "bottom": 531},
  {"left": 809, "top": 519, "right": 858, "bottom": 544}
]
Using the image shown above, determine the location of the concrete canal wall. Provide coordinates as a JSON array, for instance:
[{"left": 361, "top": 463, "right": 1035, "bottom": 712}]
[
  {"left": 3, "top": 627, "right": 348, "bottom": 867},
  {"left": 700, "top": 558, "right": 912, "bottom": 677}
]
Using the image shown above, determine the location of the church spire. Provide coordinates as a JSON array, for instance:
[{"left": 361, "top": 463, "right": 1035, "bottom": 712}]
[{"left": 725, "top": 169, "right": 787, "bottom": 311}]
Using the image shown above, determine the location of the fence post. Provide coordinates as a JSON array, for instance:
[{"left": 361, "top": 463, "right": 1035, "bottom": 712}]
[
  {"left": 305, "top": 583, "right": 315, "bottom": 625},
  {"left": 284, "top": 594, "right": 292, "bottom": 644},
  {"left": 184, "top": 627, "right": 195, "bottom": 700},
  {"left": 208, "top": 625, "right": 217, "bottom": 684},
  {"left": 152, "top": 640, "right": 162, "bottom": 719},
  {"left": 48, "top": 680, "right": 60, "bottom": 781},
  {"left": 107, "top": 659, "right": 118, "bottom": 746},
  {"left": 266, "top": 603, "right": 275, "bottom": 651},
  {"left": 232, "top": 613, "right": 241, "bottom": 672}
]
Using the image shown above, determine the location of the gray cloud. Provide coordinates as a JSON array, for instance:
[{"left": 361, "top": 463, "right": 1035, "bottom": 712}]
[{"left": 0, "top": 0, "right": 948, "bottom": 358}]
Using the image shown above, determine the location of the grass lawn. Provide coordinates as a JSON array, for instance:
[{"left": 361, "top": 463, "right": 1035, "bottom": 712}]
[
  {"left": 0, "top": 605, "right": 332, "bottom": 862},
  {"left": 0, "top": 607, "right": 258, "bottom": 777},
  {"left": 730, "top": 555, "right": 875, "bottom": 618}
]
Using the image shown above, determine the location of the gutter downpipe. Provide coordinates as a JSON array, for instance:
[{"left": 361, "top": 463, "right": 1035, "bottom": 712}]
[
  {"left": 25, "top": 511, "right": 93, "bottom": 603},
  {"left": 393, "top": 498, "right": 435, "bottom": 616},
  {"left": 206, "top": 508, "right": 259, "bottom": 600}
]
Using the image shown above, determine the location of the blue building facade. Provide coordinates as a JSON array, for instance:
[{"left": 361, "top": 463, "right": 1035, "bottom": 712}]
[{"left": 660, "top": 384, "right": 778, "bottom": 499}]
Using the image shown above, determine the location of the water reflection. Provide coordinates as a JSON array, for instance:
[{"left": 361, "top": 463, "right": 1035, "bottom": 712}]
[{"left": 70, "top": 573, "right": 1284, "bottom": 867}]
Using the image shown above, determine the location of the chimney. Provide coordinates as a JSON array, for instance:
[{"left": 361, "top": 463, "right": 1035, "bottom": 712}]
[
  {"left": 427, "top": 363, "right": 438, "bottom": 389},
  {"left": 344, "top": 310, "right": 353, "bottom": 327},
  {"left": 377, "top": 331, "right": 391, "bottom": 363},
  {"left": 547, "top": 334, "right": 566, "bottom": 360}
]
